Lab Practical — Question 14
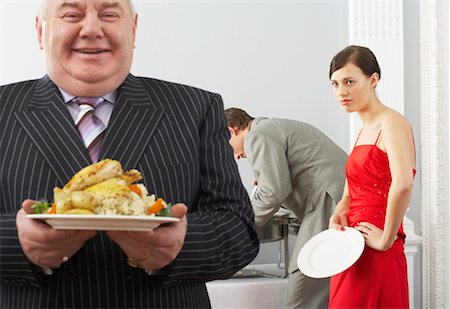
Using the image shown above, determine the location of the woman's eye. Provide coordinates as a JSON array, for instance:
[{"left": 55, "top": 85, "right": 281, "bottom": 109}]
[{"left": 346, "top": 80, "right": 354, "bottom": 85}]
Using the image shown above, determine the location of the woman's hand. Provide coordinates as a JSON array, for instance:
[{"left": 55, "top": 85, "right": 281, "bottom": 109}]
[
  {"left": 329, "top": 211, "right": 348, "bottom": 231},
  {"left": 354, "top": 222, "right": 397, "bottom": 251}
]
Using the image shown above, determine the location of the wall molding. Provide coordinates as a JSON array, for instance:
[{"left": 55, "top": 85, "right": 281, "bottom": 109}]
[{"left": 419, "top": 1, "right": 449, "bottom": 308}]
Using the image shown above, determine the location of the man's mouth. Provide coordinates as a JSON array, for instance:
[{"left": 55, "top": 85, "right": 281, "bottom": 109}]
[{"left": 74, "top": 49, "right": 109, "bottom": 54}]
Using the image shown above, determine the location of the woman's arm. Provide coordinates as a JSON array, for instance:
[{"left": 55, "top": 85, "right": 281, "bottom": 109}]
[
  {"left": 358, "top": 113, "right": 416, "bottom": 250},
  {"left": 329, "top": 180, "right": 350, "bottom": 230},
  {"left": 381, "top": 114, "right": 415, "bottom": 249}
]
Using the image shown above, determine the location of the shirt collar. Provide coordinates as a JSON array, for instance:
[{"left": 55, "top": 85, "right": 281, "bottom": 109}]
[{"left": 59, "top": 88, "right": 117, "bottom": 104}]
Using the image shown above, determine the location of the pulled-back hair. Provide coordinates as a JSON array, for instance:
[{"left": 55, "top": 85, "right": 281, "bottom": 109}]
[
  {"left": 329, "top": 45, "right": 381, "bottom": 80},
  {"left": 225, "top": 108, "right": 255, "bottom": 131}
]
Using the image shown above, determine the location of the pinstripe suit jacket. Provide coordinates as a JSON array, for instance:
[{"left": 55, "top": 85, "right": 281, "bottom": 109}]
[{"left": 0, "top": 74, "right": 259, "bottom": 308}]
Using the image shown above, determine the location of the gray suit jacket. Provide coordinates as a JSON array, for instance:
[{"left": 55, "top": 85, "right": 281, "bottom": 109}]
[
  {"left": 0, "top": 74, "right": 259, "bottom": 308},
  {"left": 245, "top": 117, "right": 347, "bottom": 272}
]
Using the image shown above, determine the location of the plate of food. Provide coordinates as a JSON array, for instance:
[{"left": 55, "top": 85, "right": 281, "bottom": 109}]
[
  {"left": 27, "top": 214, "right": 179, "bottom": 231},
  {"left": 27, "top": 159, "right": 179, "bottom": 231},
  {"left": 297, "top": 227, "right": 364, "bottom": 278}
]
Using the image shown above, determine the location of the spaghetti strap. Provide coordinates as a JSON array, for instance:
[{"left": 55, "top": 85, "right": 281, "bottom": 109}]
[
  {"left": 374, "top": 130, "right": 382, "bottom": 145},
  {"left": 354, "top": 129, "right": 363, "bottom": 147}
]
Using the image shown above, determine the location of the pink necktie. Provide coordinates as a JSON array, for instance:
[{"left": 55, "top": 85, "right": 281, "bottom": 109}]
[{"left": 75, "top": 97, "right": 106, "bottom": 163}]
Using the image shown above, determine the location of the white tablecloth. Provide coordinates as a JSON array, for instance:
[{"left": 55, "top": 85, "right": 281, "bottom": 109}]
[{"left": 206, "top": 265, "right": 288, "bottom": 309}]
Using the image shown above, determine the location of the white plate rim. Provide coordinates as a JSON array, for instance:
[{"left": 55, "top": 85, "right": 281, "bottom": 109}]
[
  {"left": 297, "top": 227, "right": 364, "bottom": 278},
  {"left": 26, "top": 214, "right": 180, "bottom": 231}
]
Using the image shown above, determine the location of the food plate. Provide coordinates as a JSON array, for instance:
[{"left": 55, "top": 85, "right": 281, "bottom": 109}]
[
  {"left": 297, "top": 227, "right": 364, "bottom": 278},
  {"left": 27, "top": 214, "right": 180, "bottom": 232}
]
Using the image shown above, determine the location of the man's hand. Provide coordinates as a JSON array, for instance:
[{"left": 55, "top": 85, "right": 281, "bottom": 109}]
[
  {"left": 107, "top": 203, "right": 188, "bottom": 270},
  {"left": 17, "top": 199, "right": 98, "bottom": 268}
]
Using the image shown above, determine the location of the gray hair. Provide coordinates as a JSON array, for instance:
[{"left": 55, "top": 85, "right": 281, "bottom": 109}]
[{"left": 39, "top": 0, "right": 136, "bottom": 20}]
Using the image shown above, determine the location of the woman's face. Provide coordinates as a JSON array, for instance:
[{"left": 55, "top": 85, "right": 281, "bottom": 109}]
[{"left": 330, "top": 62, "right": 378, "bottom": 113}]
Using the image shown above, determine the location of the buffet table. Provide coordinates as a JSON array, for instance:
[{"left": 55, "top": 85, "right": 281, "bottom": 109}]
[{"left": 206, "top": 264, "right": 288, "bottom": 309}]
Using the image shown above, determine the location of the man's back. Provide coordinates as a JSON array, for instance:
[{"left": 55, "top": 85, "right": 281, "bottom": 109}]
[{"left": 245, "top": 117, "right": 347, "bottom": 222}]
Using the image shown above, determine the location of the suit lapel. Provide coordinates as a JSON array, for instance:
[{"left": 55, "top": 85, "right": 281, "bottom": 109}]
[
  {"left": 15, "top": 74, "right": 164, "bottom": 183},
  {"left": 101, "top": 74, "right": 165, "bottom": 170},
  {"left": 15, "top": 76, "right": 90, "bottom": 186}
]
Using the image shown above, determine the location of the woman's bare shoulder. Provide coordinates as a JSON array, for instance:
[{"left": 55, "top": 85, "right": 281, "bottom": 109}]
[{"left": 380, "top": 107, "right": 411, "bottom": 131}]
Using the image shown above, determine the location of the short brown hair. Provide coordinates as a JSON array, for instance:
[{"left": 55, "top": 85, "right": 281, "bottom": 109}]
[{"left": 225, "top": 108, "right": 254, "bottom": 131}]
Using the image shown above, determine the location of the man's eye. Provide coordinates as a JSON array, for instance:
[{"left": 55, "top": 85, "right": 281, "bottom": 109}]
[
  {"left": 100, "top": 12, "right": 120, "bottom": 21},
  {"left": 62, "top": 12, "right": 83, "bottom": 21}
]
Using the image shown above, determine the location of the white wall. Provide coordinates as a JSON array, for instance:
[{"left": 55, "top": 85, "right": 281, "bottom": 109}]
[{"left": 130, "top": 1, "right": 350, "bottom": 197}]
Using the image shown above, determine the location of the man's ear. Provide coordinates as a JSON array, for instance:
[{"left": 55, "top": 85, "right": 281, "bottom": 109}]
[
  {"left": 228, "top": 126, "right": 238, "bottom": 136},
  {"left": 36, "top": 15, "right": 44, "bottom": 49}
]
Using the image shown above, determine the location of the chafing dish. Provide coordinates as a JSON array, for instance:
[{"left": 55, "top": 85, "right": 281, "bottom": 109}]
[{"left": 254, "top": 209, "right": 299, "bottom": 278}]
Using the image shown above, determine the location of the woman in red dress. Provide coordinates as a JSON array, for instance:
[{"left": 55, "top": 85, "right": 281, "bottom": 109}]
[{"left": 328, "top": 45, "right": 416, "bottom": 309}]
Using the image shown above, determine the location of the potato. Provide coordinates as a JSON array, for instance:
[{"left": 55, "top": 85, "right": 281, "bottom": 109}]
[
  {"left": 55, "top": 199, "right": 71, "bottom": 214},
  {"left": 70, "top": 191, "right": 99, "bottom": 211},
  {"left": 63, "top": 208, "right": 95, "bottom": 215}
]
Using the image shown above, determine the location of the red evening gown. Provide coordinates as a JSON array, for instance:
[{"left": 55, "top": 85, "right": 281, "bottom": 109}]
[{"left": 329, "top": 131, "right": 413, "bottom": 309}]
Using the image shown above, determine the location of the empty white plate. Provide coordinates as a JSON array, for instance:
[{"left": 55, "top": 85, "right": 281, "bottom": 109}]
[{"left": 297, "top": 227, "right": 364, "bottom": 278}]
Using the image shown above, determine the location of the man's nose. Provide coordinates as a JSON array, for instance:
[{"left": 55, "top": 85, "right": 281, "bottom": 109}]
[{"left": 79, "top": 15, "right": 104, "bottom": 39}]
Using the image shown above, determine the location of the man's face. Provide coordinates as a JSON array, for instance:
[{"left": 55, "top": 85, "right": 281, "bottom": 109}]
[
  {"left": 36, "top": 0, "right": 137, "bottom": 96},
  {"left": 228, "top": 127, "right": 246, "bottom": 160}
]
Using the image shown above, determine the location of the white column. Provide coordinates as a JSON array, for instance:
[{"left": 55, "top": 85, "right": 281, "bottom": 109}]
[
  {"left": 348, "top": 0, "right": 404, "bottom": 149},
  {"left": 419, "top": 1, "right": 450, "bottom": 308}
]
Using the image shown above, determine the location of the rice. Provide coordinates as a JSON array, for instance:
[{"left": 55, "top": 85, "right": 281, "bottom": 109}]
[{"left": 94, "top": 183, "right": 158, "bottom": 216}]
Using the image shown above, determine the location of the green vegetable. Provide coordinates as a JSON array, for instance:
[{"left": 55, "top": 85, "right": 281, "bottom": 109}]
[
  {"left": 156, "top": 203, "right": 172, "bottom": 217},
  {"left": 32, "top": 201, "right": 51, "bottom": 214}
]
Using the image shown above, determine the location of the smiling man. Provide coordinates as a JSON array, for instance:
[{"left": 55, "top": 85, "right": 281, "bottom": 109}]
[
  {"left": 0, "top": 1, "right": 259, "bottom": 308},
  {"left": 37, "top": 0, "right": 137, "bottom": 96}
]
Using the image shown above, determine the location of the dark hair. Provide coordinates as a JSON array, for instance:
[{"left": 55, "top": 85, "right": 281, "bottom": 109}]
[
  {"left": 225, "top": 108, "right": 254, "bottom": 131},
  {"left": 329, "top": 45, "right": 381, "bottom": 80}
]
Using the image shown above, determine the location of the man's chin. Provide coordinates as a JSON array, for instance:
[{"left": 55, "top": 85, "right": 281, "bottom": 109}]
[{"left": 70, "top": 71, "right": 113, "bottom": 84}]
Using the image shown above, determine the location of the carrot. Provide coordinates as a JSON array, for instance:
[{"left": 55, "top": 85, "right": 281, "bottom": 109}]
[
  {"left": 129, "top": 184, "right": 142, "bottom": 196},
  {"left": 49, "top": 203, "right": 57, "bottom": 214},
  {"left": 146, "top": 198, "right": 165, "bottom": 215}
]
